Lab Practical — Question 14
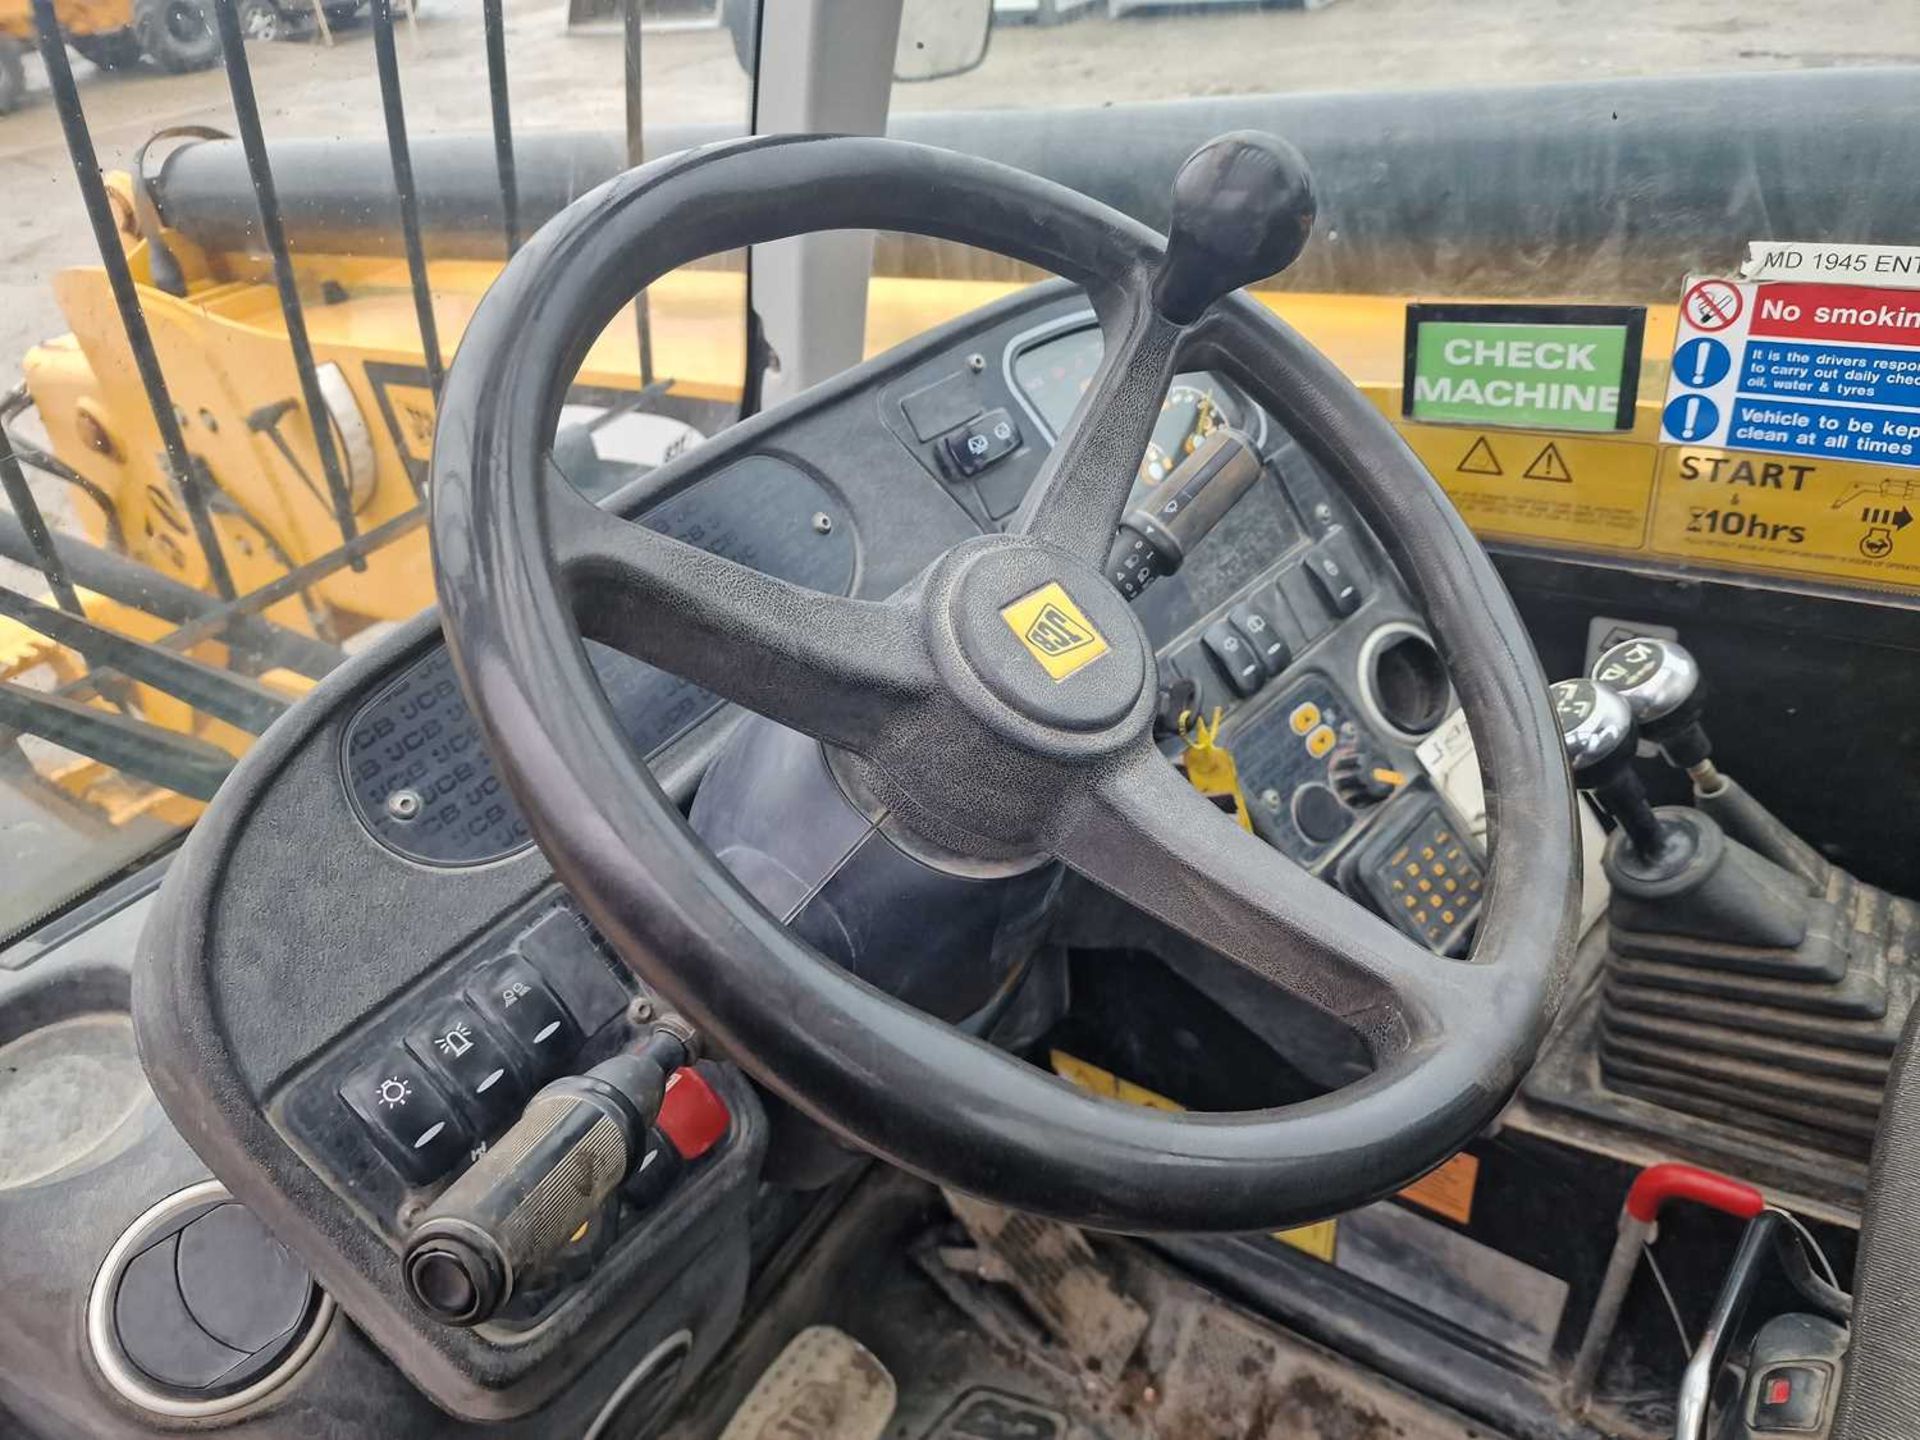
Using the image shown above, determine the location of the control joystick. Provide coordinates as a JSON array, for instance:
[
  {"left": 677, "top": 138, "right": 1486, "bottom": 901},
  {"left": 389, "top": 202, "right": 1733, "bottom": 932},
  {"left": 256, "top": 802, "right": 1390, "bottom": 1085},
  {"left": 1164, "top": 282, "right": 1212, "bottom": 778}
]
[
  {"left": 1590, "top": 637, "right": 1717, "bottom": 788},
  {"left": 1153, "top": 131, "right": 1316, "bottom": 325},
  {"left": 1592, "top": 635, "right": 1828, "bottom": 887},
  {"left": 1552, "top": 678, "right": 1682, "bottom": 865},
  {"left": 1555, "top": 678, "right": 1812, "bottom": 952}
]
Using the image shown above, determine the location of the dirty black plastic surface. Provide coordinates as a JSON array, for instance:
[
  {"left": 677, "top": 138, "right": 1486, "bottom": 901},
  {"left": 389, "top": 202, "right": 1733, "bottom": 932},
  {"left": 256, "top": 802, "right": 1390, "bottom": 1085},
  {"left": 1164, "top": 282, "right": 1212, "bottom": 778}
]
[
  {"left": 132, "top": 265, "right": 1007, "bottom": 1418},
  {"left": 343, "top": 456, "right": 854, "bottom": 866},
  {"left": 133, "top": 202, "right": 1540, "bottom": 1415}
]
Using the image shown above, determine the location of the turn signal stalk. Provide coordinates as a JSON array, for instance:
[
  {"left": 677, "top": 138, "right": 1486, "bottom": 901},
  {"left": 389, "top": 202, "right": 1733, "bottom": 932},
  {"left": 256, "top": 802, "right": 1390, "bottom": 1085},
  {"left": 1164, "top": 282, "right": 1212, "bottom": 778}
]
[{"left": 401, "top": 1023, "right": 694, "bottom": 1325}]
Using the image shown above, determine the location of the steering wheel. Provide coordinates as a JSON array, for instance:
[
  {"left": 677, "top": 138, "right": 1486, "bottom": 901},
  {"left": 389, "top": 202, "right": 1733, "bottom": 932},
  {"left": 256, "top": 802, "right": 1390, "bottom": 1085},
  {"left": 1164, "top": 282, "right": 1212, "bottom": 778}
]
[{"left": 430, "top": 131, "right": 1579, "bottom": 1233}]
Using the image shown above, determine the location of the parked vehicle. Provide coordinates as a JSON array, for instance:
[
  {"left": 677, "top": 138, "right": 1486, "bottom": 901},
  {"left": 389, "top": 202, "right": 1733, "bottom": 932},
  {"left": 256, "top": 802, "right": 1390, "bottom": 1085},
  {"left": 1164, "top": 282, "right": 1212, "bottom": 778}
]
[{"left": 0, "top": 0, "right": 221, "bottom": 108}]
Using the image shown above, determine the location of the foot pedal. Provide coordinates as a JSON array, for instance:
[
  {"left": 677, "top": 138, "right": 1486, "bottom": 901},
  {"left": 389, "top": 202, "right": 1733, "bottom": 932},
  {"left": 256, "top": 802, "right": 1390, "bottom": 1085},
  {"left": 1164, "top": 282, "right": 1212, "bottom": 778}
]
[{"left": 718, "top": 1325, "right": 896, "bottom": 1440}]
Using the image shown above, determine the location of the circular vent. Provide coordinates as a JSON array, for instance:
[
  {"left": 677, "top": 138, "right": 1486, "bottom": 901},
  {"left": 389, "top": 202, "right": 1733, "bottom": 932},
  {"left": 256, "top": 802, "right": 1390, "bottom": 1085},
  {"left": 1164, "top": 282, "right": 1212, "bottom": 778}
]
[{"left": 88, "top": 1180, "right": 333, "bottom": 1419}]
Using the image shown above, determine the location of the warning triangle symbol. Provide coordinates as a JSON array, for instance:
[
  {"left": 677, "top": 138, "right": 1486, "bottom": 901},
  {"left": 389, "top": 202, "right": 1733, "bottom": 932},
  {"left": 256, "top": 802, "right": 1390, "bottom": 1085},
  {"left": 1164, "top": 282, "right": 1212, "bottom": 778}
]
[
  {"left": 1523, "top": 442, "right": 1573, "bottom": 483},
  {"left": 1456, "top": 436, "right": 1502, "bottom": 476}
]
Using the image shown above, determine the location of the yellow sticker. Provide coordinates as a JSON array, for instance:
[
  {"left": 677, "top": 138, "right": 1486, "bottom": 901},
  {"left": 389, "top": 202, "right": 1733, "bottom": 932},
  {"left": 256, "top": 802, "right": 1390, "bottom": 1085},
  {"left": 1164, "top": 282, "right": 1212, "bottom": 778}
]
[
  {"left": 1273, "top": 1220, "right": 1339, "bottom": 1263},
  {"left": 1050, "top": 1051, "right": 1342, "bottom": 1260},
  {"left": 1115, "top": 1078, "right": 1185, "bottom": 1112},
  {"left": 1399, "top": 1151, "right": 1480, "bottom": 1226},
  {"left": 1400, "top": 407, "right": 1920, "bottom": 597},
  {"left": 1049, "top": 1050, "right": 1120, "bottom": 1099},
  {"left": 1000, "top": 582, "right": 1109, "bottom": 681},
  {"left": 1399, "top": 422, "right": 1656, "bottom": 553},
  {"left": 1648, "top": 447, "right": 1920, "bottom": 590},
  {"left": 1051, "top": 1051, "right": 1184, "bottom": 1110}
]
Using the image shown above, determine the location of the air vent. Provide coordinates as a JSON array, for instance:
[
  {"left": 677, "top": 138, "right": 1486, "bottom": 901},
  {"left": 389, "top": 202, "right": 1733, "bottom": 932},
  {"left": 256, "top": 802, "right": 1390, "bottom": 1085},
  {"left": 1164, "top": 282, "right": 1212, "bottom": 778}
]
[{"left": 88, "top": 1181, "right": 333, "bottom": 1420}]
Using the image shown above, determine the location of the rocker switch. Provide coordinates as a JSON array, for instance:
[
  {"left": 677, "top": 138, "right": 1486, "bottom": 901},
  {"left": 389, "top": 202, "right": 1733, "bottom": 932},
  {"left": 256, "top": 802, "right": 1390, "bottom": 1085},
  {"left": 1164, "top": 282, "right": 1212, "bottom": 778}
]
[
  {"left": 341, "top": 1053, "right": 470, "bottom": 1184},
  {"left": 466, "top": 956, "right": 581, "bottom": 1082}
]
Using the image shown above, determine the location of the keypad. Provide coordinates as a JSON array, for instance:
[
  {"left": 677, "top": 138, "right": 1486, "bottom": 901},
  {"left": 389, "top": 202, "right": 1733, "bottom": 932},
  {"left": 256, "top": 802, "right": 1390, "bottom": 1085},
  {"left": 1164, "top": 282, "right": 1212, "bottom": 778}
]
[{"left": 1369, "top": 807, "right": 1485, "bottom": 950}]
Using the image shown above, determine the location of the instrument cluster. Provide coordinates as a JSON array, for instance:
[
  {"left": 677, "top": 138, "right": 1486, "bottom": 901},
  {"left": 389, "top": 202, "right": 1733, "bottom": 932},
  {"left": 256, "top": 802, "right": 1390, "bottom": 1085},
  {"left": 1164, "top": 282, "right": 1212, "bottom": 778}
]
[{"left": 1007, "top": 318, "right": 1268, "bottom": 504}]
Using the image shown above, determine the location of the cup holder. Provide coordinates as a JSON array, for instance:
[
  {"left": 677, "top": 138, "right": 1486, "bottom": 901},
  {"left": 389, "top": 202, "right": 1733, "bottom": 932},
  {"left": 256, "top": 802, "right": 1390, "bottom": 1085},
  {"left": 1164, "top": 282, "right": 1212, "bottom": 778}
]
[
  {"left": 1359, "top": 624, "right": 1452, "bottom": 740},
  {"left": 0, "top": 968, "right": 144, "bottom": 1192}
]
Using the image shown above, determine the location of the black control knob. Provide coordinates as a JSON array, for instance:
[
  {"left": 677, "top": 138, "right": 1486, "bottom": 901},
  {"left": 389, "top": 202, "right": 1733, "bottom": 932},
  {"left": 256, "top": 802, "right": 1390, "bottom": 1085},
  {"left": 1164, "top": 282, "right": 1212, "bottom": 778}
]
[
  {"left": 1552, "top": 679, "right": 1676, "bottom": 862},
  {"left": 1152, "top": 131, "right": 1316, "bottom": 325},
  {"left": 1590, "top": 636, "right": 1717, "bottom": 783},
  {"left": 1329, "top": 744, "right": 1399, "bottom": 808}
]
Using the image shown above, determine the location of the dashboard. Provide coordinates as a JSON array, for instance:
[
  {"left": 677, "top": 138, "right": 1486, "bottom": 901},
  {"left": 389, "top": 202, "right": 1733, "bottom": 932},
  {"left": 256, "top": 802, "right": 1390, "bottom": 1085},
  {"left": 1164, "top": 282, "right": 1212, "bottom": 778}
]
[{"left": 101, "top": 279, "right": 1484, "bottom": 1428}]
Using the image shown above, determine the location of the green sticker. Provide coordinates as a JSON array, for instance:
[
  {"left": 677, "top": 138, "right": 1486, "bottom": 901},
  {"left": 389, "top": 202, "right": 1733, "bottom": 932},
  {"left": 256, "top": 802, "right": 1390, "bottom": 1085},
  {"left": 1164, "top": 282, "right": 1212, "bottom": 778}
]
[{"left": 1404, "top": 305, "right": 1644, "bottom": 433}]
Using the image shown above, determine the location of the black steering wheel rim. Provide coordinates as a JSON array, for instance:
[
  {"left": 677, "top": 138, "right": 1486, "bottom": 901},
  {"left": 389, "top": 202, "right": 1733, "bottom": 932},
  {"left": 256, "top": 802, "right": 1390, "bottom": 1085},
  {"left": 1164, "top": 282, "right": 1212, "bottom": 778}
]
[{"left": 431, "top": 133, "right": 1580, "bottom": 1233}]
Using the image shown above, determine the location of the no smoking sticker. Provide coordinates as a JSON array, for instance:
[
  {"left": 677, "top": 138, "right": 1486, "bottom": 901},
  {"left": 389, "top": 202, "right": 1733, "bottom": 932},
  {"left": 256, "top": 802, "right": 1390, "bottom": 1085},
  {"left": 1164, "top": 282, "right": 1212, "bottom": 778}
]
[
  {"left": 1661, "top": 273, "right": 1920, "bottom": 469},
  {"left": 1682, "top": 279, "right": 1744, "bottom": 331}
]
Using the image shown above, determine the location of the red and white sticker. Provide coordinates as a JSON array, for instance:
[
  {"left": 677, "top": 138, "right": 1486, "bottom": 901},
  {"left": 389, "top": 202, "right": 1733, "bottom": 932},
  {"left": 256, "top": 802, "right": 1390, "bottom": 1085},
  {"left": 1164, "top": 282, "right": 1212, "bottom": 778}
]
[
  {"left": 1681, "top": 279, "right": 1744, "bottom": 331},
  {"left": 1661, "top": 273, "right": 1920, "bottom": 469}
]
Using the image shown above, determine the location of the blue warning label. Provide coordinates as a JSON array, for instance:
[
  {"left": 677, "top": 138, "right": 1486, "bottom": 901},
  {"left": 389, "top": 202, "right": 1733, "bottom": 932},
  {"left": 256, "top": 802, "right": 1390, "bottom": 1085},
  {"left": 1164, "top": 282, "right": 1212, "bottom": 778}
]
[
  {"left": 1738, "top": 341, "right": 1920, "bottom": 410},
  {"left": 1723, "top": 398, "right": 1920, "bottom": 465}
]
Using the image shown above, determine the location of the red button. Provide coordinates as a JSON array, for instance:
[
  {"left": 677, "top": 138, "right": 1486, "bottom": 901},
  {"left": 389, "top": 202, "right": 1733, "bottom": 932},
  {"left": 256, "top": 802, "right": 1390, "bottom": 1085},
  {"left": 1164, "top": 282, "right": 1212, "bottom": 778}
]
[
  {"left": 1766, "top": 1378, "right": 1793, "bottom": 1406},
  {"left": 657, "top": 1067, "right": 730, "bottom": 1160}
]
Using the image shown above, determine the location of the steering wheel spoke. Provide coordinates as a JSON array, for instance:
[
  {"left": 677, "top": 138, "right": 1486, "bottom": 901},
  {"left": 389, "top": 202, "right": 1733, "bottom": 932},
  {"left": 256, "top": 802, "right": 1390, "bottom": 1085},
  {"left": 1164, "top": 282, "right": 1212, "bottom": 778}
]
[
  {"left": 1053, "top": 743, "right": 1493, "bottom": 1055},
  {"left": 1011, "top": 288, "right": 1185, "bottom": 564},
  {"left": 546, "top": 475, "right": 936, "bottom": 752}
]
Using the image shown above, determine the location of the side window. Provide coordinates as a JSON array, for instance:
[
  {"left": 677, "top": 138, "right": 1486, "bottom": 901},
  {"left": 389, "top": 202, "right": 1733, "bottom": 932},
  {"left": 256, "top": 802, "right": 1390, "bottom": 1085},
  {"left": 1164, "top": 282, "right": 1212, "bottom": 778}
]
[{"left": 0, "top": 5, "right": 752, "bottom": 932}]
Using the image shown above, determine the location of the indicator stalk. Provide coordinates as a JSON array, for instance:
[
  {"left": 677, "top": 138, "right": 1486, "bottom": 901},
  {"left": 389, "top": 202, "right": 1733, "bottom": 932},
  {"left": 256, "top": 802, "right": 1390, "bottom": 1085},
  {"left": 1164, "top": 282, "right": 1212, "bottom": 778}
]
[
  {"left": 1106, "top": 429, "right": 1263, "bottom": 598},
  {"left": 401, "top": 1023, "right": 695, "bottom": 1326}
]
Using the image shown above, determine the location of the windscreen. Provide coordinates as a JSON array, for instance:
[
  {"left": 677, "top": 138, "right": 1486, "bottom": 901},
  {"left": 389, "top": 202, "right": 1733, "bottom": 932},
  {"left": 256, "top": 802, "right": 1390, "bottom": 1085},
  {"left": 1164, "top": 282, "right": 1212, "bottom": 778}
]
[
  {"left": 0, "top": 1, "right": 752, "bottom": 937},
  {"left": 869, "top": 5, "right": 1920, "bottom": 626},
  {"left": 3, "top": 1, "right": 1919, "bottom": 939}
]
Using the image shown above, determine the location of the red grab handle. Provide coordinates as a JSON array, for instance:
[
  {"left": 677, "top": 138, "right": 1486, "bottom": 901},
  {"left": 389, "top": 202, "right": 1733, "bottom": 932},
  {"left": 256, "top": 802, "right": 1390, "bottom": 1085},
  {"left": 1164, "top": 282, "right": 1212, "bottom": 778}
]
[{"left": 1625, "top": 1162, "right": 1765, "bottom": 1224}]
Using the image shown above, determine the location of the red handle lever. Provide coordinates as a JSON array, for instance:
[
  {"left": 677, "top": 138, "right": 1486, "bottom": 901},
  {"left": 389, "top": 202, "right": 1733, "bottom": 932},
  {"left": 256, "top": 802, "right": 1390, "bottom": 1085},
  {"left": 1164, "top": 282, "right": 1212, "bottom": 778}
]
[{"left": 1625, "top": 1162, "right": 1765, "bottom": 1224}]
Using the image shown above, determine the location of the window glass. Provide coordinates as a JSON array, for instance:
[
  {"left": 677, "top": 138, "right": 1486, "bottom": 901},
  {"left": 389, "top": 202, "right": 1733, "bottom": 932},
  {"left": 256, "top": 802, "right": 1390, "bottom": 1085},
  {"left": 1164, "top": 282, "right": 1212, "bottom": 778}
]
[{"left": 0, "top": 1, "right": 751, "bottom": 935}]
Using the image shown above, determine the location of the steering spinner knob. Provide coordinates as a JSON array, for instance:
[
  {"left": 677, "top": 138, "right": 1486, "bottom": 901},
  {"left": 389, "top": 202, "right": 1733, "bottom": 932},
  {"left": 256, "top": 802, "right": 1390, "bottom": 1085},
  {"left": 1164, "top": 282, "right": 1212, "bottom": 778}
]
[
  {"left": 1552, "top": 679, "right": 1677, "bottom": 863},
  {"left": 1590, "top": 636, "right": 1718, "bottom": 786},
  {"left": 1152, "top": 131, "right": 1317, "bottom": 325}
]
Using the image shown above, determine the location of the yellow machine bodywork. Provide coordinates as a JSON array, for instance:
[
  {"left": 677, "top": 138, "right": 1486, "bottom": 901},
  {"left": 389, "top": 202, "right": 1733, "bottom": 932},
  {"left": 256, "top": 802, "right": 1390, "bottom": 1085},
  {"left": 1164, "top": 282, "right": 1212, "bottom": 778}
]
[
  {"left": 18, "top": 210, "right": 1648, "bottom": 634},
  {"left": 0, "top": 0, "right": 131, "bottom": 42}
]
